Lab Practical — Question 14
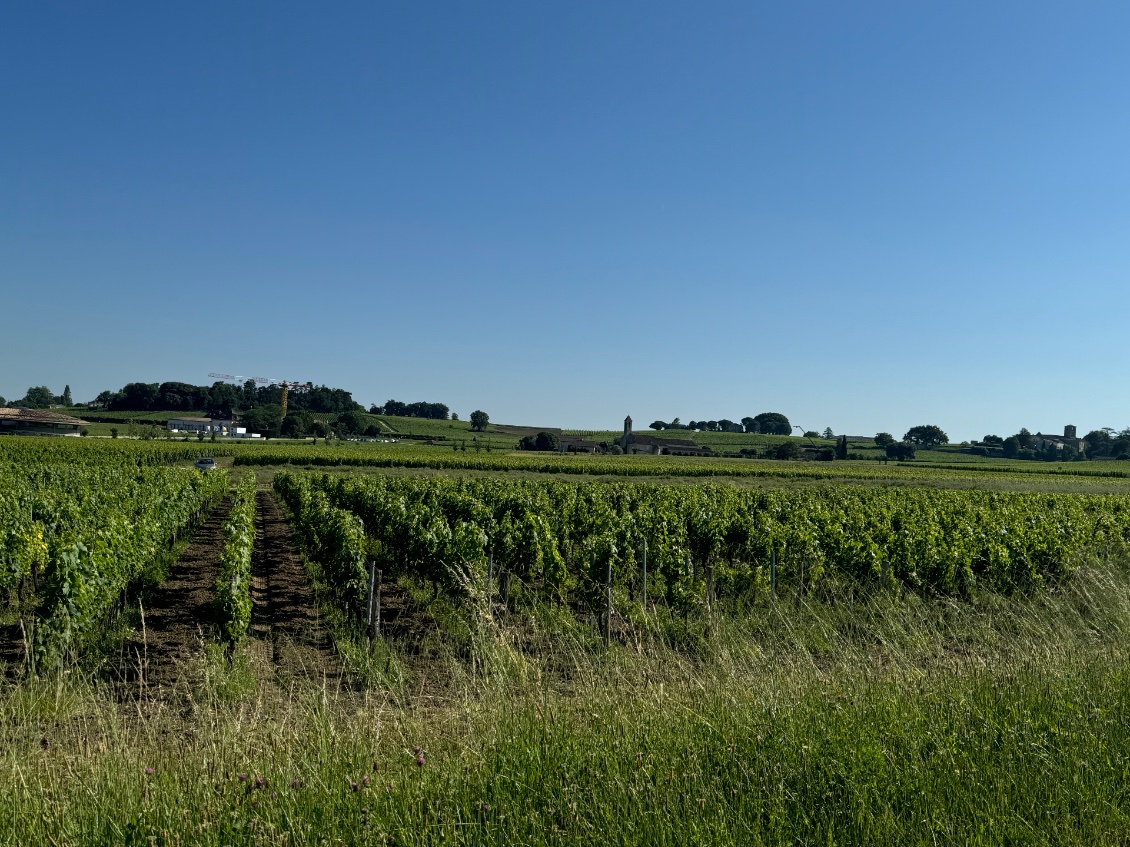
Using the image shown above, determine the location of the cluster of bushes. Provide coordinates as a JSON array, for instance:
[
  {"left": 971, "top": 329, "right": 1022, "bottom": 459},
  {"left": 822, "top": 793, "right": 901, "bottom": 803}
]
[{"left": 519, "top": 432, "right": 560, "bottom": 452}]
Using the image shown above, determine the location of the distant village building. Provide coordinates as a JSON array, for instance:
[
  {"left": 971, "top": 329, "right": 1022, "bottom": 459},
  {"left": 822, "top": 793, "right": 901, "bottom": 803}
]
[
  {"left": 0, "top": 408, "right": 89, "bottom": 437},
  {"left": 619, "top": 416, "right": 713, "bottom": 457},
  {"left": 1032, "top": 425, "right": 1087, "bottom": 454}
]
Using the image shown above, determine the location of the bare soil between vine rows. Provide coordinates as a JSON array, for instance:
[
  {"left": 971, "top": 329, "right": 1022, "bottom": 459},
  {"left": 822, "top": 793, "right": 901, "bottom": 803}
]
[
  {"left": 117, "top": 497, "right": 233, "bottom": 692},
  {"left": 249, "top": 490, "right": 343, "bottom": 685}
]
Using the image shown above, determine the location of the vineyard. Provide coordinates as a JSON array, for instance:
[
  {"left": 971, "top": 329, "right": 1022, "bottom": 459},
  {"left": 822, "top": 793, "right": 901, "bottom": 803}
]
[
  {"left": 275, "top": 472, "right": 1130, "bottom": 630},
  {"left": 0, "top": 441, "right": 227, "bottom": 667},
  {"left": 7, "top": 436, "right": 1130, "bottom": 844},
  {"left": 234, "top": 440, "right": 1130, "bottom": 485}
]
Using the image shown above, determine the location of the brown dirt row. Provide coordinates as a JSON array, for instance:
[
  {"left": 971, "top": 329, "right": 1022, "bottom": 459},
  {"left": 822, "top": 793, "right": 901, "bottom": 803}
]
[
  {"left": 118, "top": 497, "right": 233, "bottom": 692},
  {"left": 249, "top": 490, "right": 343, "bottom": 684}
]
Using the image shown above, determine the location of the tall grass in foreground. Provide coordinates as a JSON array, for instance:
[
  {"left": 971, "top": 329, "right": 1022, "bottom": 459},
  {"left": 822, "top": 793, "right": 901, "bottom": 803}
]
[{"left": 5, "top": 554, "right": 1130, "bottom": 845}]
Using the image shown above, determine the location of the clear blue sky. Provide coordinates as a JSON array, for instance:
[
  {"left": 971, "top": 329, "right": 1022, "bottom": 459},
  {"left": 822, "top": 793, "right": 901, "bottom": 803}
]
[{"left": 3, "top": 2, "right": 1128, "bottom": 440}]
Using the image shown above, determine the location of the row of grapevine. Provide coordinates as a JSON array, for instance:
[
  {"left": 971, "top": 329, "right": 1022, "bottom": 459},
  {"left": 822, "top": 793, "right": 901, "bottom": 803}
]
[
  {"left": 32, "top": 467, "right": 226, "bottom": 668},
  {"left": 0, "top": 436, "right": 240, "bottom": 467},
  {"left": 0, "top": 454, "right": 228, "bottom": 664},
  {"left": 274, "top": 474, "right": 367, "bottom": 606},
  {"left": 215, "top": 473, "right": 257, "bottom": 642},
  {"left": 234, "top": 442, "right": 1130, "bottom": 484},
  {"left": 282, "top": 473, "right": 1130, "bottom": 606}
]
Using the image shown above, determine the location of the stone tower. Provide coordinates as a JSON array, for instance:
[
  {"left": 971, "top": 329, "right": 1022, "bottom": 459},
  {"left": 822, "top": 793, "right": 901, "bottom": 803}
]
[
  {"left": 1064, "top": 424, "right": 1077, "bottom": 439},
  {"left": 621, "top": 416, "right": 633, "bottom": 452}
]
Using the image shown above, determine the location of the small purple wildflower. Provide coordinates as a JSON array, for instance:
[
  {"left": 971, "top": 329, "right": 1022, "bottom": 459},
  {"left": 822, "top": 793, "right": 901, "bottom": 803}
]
[
  {"left": 363, "top": 775, "right": 370, "bottom": 786},
  {"left": 144, "top": 767, "right": 155, "bottom": 776},
  {"left": 416, "top": 755, "right": 425, "bottom": 768},
  {"left": 290, "top": 779, "right": 301, "bottom": 789},
  {"left": 238, "top": 773, "right": 248, "bottom": 782},
  {"left": 255, "top": 776, "right": 267, "bottom": 789},
  {"left": 412, "top": 746, "right": 421, "bottom": 755},
  {"left": 480, "top": 803, "right": 491, "bottom": 812},
  {"left": 351, "top": 781, "right": 360, "bottom": 792}
]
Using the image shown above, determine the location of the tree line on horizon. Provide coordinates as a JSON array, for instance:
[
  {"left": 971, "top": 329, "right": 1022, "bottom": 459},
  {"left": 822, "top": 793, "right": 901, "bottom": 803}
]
[
  {"left": 4, "top": 382, "right": 1127, "bottom": 462},
  {"left": 649, "top": 412, "right": 793, "bottom": 435}
]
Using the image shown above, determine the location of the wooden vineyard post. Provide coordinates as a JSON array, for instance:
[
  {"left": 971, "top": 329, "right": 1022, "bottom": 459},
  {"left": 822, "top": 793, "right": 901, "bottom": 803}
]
[
  {"left": 683, "top": 553, "right": 691, "bottom": 623},
  {"left": 366, "top": 559, "right": 379, "bottom": 641},
  {"left": 770, "top": 549, "right": 777, "bottom": 600},
  {"left": 603, "top": 557, "right": 612, "bottom": 645},
  {"left": 641, "top": 539, "right": 648, "bottom": 610}
]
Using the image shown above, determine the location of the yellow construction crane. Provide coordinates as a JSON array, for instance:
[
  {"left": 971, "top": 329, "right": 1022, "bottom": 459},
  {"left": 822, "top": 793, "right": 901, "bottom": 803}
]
[{"left": 208, "top": 373, "right": 312, "bottom": 418}]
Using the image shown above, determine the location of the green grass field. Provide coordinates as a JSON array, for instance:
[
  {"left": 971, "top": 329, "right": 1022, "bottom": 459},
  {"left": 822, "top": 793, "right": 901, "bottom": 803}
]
[{"left": 7, "top": 554, "right": 1130, "bottom": 845}]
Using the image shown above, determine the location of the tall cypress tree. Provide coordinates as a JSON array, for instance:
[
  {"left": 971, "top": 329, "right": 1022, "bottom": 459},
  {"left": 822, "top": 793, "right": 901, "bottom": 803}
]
[
  {"left": 62, "top": 385, "right": 72, "bottom": 406},
  {"left": 836, "top": 435, "right": 848, "bottom": 460}
]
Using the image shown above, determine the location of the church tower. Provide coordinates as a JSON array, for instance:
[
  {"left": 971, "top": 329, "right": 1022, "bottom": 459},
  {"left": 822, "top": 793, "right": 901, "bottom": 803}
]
[{"left": 621, "top": 416, "right": 633, "bottom": 452}]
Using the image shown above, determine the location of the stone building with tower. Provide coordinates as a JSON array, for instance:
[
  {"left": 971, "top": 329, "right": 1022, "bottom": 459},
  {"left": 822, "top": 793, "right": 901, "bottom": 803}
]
[
  {"left": 619, "top": 416, "right": 713, "bottom": 457},
  {"left": 1031, "top": 425, "right": 1087, "bottom": 454}
]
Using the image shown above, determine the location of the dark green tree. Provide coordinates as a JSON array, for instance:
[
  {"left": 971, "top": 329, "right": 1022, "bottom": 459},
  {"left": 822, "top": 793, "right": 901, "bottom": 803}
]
[
  {"left": 281, "top": 413, "right": 311, "bottom": 438},
  {"left": 61, "top": 385, "right": 72, "bottom": 406},
  {"left": 823, "top": 427, "right": 835, "bottom": 439},
  {"left": 874, "top": 432, "right": 895, "bottom": 448},
  {"left": 1015, "top": 428, "right": 1033, "bottom": 449},
  {"left": 649, "top": 421, "right": 667, "bottom": 430},
  {"left": 1084, "top": 428, "right": 1113, "bottom": 457},
  {"left": 1002, "top": 436, "right": 1020, "bottom": 459},
  {"left": 242, "top": 404, "right": 284, "bottom": 438},
  {"left": 17, "top": 386, "right": 55, "bottom": 408},
  {"left": 903, "top": 425, "right": 949, "bottom": 448},
  {"left": 886, "top": 442, "right": 916, "bottom": 460},
  {"left": 336, "top": 410, "right": 366, "bottom": 436},
  {"left": 470, "top": 410, "right": 489, "bottom": 432},
  {"left": 836, "top": 435, "right": 848, "bottom": 460},
  {"left": 209, "top": 383, "right": 240, "bottom": 417},
  {"left": 521, "top": 432, "right": 559, "bottom": 451},
  {"left": 753, "top": 412, "right": 791, "bottom": 435},
  {"left": 741, "top": 417, "right": 759, "bottom": 433},
  {"left": 109, "top": 382, "right": 160, "bottom": 411},
  {"left": 773, "top": 441, "right": 800, "bottom": 460}
]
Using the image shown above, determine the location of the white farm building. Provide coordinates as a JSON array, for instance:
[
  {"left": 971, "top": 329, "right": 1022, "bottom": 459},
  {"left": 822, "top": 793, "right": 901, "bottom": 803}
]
[{"left": 166, "top": 417, "right": 260, "bottom": 438}]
